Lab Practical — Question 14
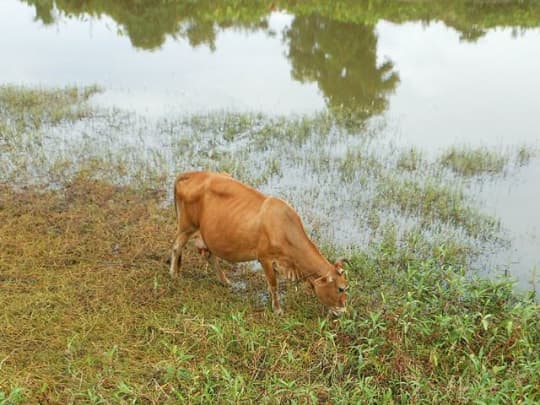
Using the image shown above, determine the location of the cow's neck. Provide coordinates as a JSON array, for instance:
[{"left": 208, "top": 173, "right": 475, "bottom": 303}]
[{"left": 293, "top": 238, "right": 332, "bottom": 283}]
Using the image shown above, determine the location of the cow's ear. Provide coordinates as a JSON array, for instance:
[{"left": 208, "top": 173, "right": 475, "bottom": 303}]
[
  {"left": 334, "top": 257, "right": 349, "bottom": 275},
  {"left": 334, "top": 262, "right": 344, "bottom": 276}
]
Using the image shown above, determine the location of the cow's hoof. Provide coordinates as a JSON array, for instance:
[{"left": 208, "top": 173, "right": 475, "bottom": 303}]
[
  {"left": 273, "top": 307, "right": 284, "bottom": 316},
  {"left": 218, "top": 276, "right": 232, "bottom": 286}
]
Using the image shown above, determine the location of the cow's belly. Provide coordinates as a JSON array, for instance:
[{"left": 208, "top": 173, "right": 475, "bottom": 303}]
[
  {"left": 203, "top": 239, "right": 258, "bottom": 262},
  {"left": 199, "top": 228, "right": 260, "bottom": 263},
  {"left": 198, "top": 197, "right": 268, "bottom": 263}
]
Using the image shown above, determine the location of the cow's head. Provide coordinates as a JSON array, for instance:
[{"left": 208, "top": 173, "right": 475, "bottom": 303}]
[{"left": 313, "top": 259, "right": 348, "bottom": 317}]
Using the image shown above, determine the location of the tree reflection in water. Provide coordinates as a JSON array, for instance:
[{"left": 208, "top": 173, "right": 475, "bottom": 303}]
[
  {"left": 21, "top": 0, "right": 540, "bottom": 127},
  {"left": 285, "top": 14, "right": 399, "bottom": 129}
]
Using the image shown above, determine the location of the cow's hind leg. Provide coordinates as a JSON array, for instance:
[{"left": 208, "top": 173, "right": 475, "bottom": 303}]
[
  {"left": 208, "top": 253, "right": 231, "bottom": 286},
  {"left": 260, "top": 258, "right": 282, "bottom": 315},
  {"left": 170, "top": 230, "right": 195, "bottom": 278}
]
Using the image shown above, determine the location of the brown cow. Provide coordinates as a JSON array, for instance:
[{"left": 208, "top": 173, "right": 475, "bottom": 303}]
[{"left": 169, "top": 171, "right": 348, "bottom": 316}]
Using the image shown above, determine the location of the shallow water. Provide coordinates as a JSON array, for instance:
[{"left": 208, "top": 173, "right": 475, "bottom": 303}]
[
  {"left": 1, "top": 0, "right": 539, "bottom": 290},
  {"left": 476, "top": 159, "right": 540, "bottom": 290}
]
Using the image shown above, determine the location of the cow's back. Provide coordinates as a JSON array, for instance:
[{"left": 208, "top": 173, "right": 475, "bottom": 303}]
[{"left": 176, "top": 171, "right": 264, "bottom": 205}]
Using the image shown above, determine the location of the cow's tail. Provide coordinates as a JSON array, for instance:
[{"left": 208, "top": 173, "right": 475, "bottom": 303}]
[
  {"left": 173, "top": 179, "right": 179, "bottom": 222},
  {"left": 173, "top": 172, "right": 192, "bottom": 223},
  {"left": 173, "top": 174, "right": 183, "bottom": 224}
]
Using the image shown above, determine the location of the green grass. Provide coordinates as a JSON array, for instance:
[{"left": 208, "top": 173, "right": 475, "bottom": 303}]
[
  {"left": 374, "top": 175, "right": 499, "bottom": 240},
  {"left": 439, "top": 146, "right": 509, "bottom": 176},
  {"left": 438, "top": 145, "right": 539, "bottom": 177},
  {"left": 397, "top": 147, "right": 423, "bottom": 172},
  {"left": 1, "top": 85, "right": 539, "bottom": 403},
  {"left": 339, "top": 147, "right": 384, "bottom": 183},
  {"left": 516, "top": 145, "right": 535, "bottom": 167},
  {"left": 0, "top": 85, "right": 100, "bottom": 131}
]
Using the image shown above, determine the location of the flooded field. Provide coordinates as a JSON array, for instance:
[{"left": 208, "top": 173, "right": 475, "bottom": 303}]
[
  {"left": 2, "top": 0, "right": 538, "bottom": 289},
  {"left": 1, "top": 2, "right": 540, "bottom": 402}
]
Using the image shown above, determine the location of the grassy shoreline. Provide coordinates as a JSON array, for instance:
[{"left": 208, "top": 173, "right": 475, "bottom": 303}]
[
  {"left": 1, "top": 176, "right": 538, "bottom": 403},
  {"left": 1, "top": 86, "right": 539, "bottom": 403}
]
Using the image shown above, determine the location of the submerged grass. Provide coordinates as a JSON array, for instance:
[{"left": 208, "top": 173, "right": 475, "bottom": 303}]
[
  {"left": 396, "top": 147, "right": 423, "bottom": 172},
  {"left": 1, "top": 85, "right": 539, "bottom": 402},
  {"left": 0, "top": 85, "right": 100, "bottom": 131},
  {"left": 374, "top": 175, "right": 499, "bottom": 240},
  {"left": 439, "top": 146, "right": 510, "bottom": 176}
]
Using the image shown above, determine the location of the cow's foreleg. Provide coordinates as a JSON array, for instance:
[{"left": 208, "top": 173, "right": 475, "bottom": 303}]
[
  {"left": 170, "top": 230, "right": 194, "bottom": 278},
  {"left": 260, "top": 259, "right": 282, "bottom": 315}
]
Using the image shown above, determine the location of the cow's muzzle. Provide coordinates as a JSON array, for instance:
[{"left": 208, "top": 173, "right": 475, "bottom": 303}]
[{"left": 329, "top": 306, "right": 347, "bottom": 317}]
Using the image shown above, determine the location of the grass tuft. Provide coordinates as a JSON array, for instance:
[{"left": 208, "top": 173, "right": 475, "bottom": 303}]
[
  {"left": 374, "top": 175, "right": 499, "bottom": 239},
  {"left": 397, "top": 147, "right": 423, "bottom": 171},
  {"left": 0, "top": 85, "right": 100, "bottom": 131},
  {"left": 439, "top": 146, "right": 508, "bottom": 176}
]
